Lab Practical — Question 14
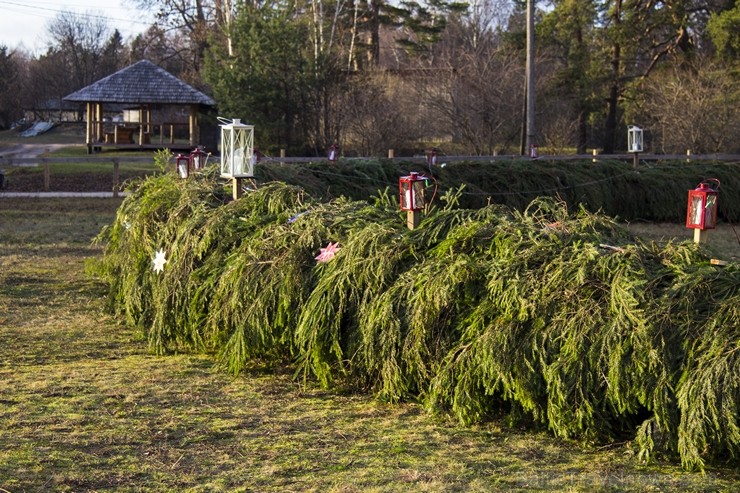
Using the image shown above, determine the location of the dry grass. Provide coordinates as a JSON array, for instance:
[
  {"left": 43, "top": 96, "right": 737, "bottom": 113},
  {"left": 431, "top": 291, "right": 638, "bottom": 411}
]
[
  {"left": 625, "top": 222, "right": 740, "bottom": 261},
  {"left": 1, "top": 198, "right": 739, "bottom": 492}
]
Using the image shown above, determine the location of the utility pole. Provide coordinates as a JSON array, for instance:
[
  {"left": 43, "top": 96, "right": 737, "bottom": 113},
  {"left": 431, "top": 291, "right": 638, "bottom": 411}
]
[{"left": 525, "top": 0, "right": 536, "bottom": 155}]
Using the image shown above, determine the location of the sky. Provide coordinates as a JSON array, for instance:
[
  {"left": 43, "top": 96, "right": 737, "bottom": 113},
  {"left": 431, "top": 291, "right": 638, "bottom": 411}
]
[{"left": 0, "top": 0, "right": 154, "bottom": 54}]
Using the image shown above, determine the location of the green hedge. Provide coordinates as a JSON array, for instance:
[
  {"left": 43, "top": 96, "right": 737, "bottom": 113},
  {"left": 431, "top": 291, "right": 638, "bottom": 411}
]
[
  {"left": 257, "top": 158, "right": 740, "bottom": 222},
  {"left": 94, "top": 165, "right": 740, "bottom": 471}
]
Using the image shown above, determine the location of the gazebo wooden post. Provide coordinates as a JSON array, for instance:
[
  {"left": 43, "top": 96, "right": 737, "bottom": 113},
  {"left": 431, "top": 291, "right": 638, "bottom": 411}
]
[
  {"left": 85, "top": 102, "right": 93, "bottom": 153},
  {"left": 144, "top": 105, "right": 152, "bottom": 144},
  {"left": 96, "top": 103, "right": 103, "bottom": 144},
  {"left": 189, "top": 105, "right": 199, "bottom": 147},
  {"left": 138, "top": 107, "right": 144, "bottom": 145}
]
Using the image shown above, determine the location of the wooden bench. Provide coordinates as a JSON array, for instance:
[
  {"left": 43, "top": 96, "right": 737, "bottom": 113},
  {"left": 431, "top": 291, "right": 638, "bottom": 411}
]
[{"left": 103, "top": 126, "right": 137, "bottom": 144}]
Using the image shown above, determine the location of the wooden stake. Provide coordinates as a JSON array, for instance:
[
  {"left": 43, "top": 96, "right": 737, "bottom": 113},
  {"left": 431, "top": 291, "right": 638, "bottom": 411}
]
[
  {"left": 693, "top": 228, "right": 709, "bottom": 244},
  {"left": 113, "top": 158, "right": 120, "bottom": 198},
  {"left": 43, "top": 163, "right": 50, "bottom": 191},
  {"left": 407, "top": 210, "right": 421, "bottom": 230},
  {"left": 232, "top": 177, "right": 243, "bottom": 200},
  {"left": 43, "top": 148, "right": 50, "bottom": 191}
]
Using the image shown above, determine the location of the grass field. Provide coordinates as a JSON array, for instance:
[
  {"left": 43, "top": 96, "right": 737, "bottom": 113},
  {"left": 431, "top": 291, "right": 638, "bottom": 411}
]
[
  {"left": 0, "top": 127, "right": 160, "bottom": 193},
  {"left": 626, "top": 221, "right": 740, "bottom": 261},
  {"left": 1, "top": 197, "right": 739, "bottom": 492}
]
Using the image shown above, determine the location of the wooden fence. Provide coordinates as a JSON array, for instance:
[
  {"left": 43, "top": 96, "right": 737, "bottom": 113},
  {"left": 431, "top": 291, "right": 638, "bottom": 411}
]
[
  {"left": 2, "top": 151, "right": 738, "bottom": 197},
  {"left": 0, "top": 154, "right": 154, "bottom": 197}
]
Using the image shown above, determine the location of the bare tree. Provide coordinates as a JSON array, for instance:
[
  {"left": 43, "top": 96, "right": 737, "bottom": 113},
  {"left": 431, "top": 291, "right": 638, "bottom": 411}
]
[
  {"left": 129, "top": 25, "right": 196, "bottom": 82},
  {"left": 46, "top": 10, "right": 112, "bottom": 89},
  {"left": 341, "top": 72, "right": 418, "bottom": 156},
  {"left": 127, "top": 0, "right": 236, "bottom": 71},
  {"left": 414, "top": 14, "right": 524, "bottom": 155},
  {"left": 636, "top": 61, "right": 740, "bottom": 153}
]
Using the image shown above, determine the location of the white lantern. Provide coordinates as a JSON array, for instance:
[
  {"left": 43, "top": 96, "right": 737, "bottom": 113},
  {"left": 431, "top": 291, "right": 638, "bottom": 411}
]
[
  {"left": 220, "top": 118, "right": 255, "bottom": 178},
  {"left": 627, "top": 125, "right": 643, "bottom": 153}
]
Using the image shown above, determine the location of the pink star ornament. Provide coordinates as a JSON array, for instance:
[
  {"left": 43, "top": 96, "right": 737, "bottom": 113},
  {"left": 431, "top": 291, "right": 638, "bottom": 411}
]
[{"left": 315, "top": 242, "right": 340, "bottom": 262}]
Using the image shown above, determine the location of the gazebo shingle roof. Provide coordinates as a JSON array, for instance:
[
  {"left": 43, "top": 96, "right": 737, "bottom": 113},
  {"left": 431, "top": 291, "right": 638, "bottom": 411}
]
[{"left": 63, "top": 59, "right": 215, "bottom": 106}]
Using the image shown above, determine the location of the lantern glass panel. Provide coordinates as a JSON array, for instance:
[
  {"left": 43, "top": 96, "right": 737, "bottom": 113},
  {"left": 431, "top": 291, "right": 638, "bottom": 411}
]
[
  {"left": 412, "top": 180, "right": 426, "bottom": 209},
  {"left": 220, "top": 129, "right": 231, "bottom": 176},
  {"left": 400, "top": 181, "right": 412, "bottom": 210},
  {"left": 176, "top": 155, "right": 189, "bottom": 179},
  {"left": 704, "top": 195, "right": 718, "bottom": 229},
  {"left": 688, "top": 195, "right": 703, "bottom": 227},
  {"left": 628, "top": 125, "right": 643, "bottom": 152}
]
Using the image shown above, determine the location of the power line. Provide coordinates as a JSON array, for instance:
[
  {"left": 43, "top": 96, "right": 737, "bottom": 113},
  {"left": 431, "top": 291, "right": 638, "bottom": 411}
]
[{"left": 0, "top": 0, "right": 151, "bottom": 26}]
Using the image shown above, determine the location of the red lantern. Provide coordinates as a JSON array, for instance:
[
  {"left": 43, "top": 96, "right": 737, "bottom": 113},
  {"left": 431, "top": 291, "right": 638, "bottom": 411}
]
[
  {"left": 426, "top": 148, "right": 438, "bottom": 167},
  {"left": 176, "top": 153, "right": 191, "bottom": 179},
  {"left": 190, "top": 146, "right": 207, "bottom": 171},
  {"left": 529, "top": 143, "right": 538, "bottom": 158},
  {"left": 328, "top": 143, "right": 339, "bottom": 162},
  {"left": 252, "top": 148, "right": 263, "bottom": 166},
  {"left": 686, "top": 180, "right": 719, "bottom": 230},
  {"left": 399, "top": 172, "right": 427, "bottom": 211}
]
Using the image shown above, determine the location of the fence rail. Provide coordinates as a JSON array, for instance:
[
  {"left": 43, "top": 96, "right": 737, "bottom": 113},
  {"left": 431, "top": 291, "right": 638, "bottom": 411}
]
[{"left": 0, "top": 155, "right": 154, "bottom": 197}]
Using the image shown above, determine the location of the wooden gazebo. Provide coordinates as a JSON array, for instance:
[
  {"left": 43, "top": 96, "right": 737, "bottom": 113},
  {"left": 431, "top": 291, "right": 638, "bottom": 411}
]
[{"left": 64, "top": 60, "right": 215, "bottom": 153}]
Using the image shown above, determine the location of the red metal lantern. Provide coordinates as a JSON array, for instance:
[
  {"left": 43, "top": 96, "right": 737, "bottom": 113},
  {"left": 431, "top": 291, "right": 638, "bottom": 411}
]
[
  {"left": 529, "top": 143, "right": 538, "bottom": 158},
  {"left": 426, "top": 148, "right": 438, "bottom": 167},
  {"left": 686, "top": 180, "right": 719, "bottom": 230},
  {"left": 328, "top": 143, "right": 339, "bottom": 162},
  {"left": 252, "top": 148, "right": 262, "bottom": 166},
  {"left": 176, "top": 153, "right": 191, "bottom": 179},
  {"left": 399, "top": 172, "right": 427, "bottom": 211},
  {"left": 190, "top": 146, "right": 207, "bottom": 171}
]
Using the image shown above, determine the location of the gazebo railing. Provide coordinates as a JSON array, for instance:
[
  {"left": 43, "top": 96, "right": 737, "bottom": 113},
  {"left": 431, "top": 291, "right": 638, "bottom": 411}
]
[{"left": 90, "top": 121, "right": 194, "bottom": 147}]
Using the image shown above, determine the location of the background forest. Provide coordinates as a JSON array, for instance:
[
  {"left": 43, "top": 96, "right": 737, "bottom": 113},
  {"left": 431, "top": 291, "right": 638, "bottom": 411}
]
[{"left": 1, "top": 0, "right": 739, "bottom": 156}]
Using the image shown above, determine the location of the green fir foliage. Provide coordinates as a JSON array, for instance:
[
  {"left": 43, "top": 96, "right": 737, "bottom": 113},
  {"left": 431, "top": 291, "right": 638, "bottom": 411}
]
[
  {"left": 94, "top": 162, "right": 740, "bottom": 471},
  {"left": 256, "top": 158, "right": 740, "bottom": 222}
]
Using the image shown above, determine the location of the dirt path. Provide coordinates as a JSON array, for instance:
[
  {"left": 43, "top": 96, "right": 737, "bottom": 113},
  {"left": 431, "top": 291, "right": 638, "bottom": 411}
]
[{"left": 0, "top": 143, "right": 70, "bottom": 165}]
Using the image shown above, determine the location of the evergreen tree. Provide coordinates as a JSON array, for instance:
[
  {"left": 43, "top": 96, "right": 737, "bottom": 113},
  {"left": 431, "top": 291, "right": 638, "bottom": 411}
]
[
  {"left": 0, "top": 46, "right": 22, "bottom": 129},
  {"left": 708, "top": 2, "right": 740, "bottom": 59},
  {"left": 204, "top": 0, "right": 316, "bottom": 153}
]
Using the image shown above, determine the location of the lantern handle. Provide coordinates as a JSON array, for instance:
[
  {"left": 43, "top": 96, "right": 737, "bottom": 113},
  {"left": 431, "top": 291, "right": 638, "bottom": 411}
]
[
  {"left": 217, "top": 117, "right": 234, "bottom": 125},
  {"left": 427, "top": 174, "right": 438, "bottom": 207},
  {"left": 700, "top": 178, "right": 721, "bottom": 191}
]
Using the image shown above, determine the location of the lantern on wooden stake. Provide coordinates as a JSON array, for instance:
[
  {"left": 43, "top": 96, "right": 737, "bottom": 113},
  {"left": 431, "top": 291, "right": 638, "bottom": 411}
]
[
  {"left": 219, "top": 118, "right": 254, "bottom": 199},
  {"left": 399, "top": 171, "right": 427, "bottom": 229},
  {"left": 529, "top": 143, "right": 538, "bottom": 158},
  {"left": 627, "top": 125, "right": 643, "bottom": 153},
  {"left": 627, "top": 125, "right": 643, "bottom": 169},
  {"left": 328, "top": 143, "right": 339, "bottom": 162},
  {"left": 426, "top": 148, "right": 438, "bottom": 167},
  {"left": 176, "top": 153, "right": 190, "bottom": 179},
  {"left": 686, "top": 180, "right": 719, "bottom": 245}
]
